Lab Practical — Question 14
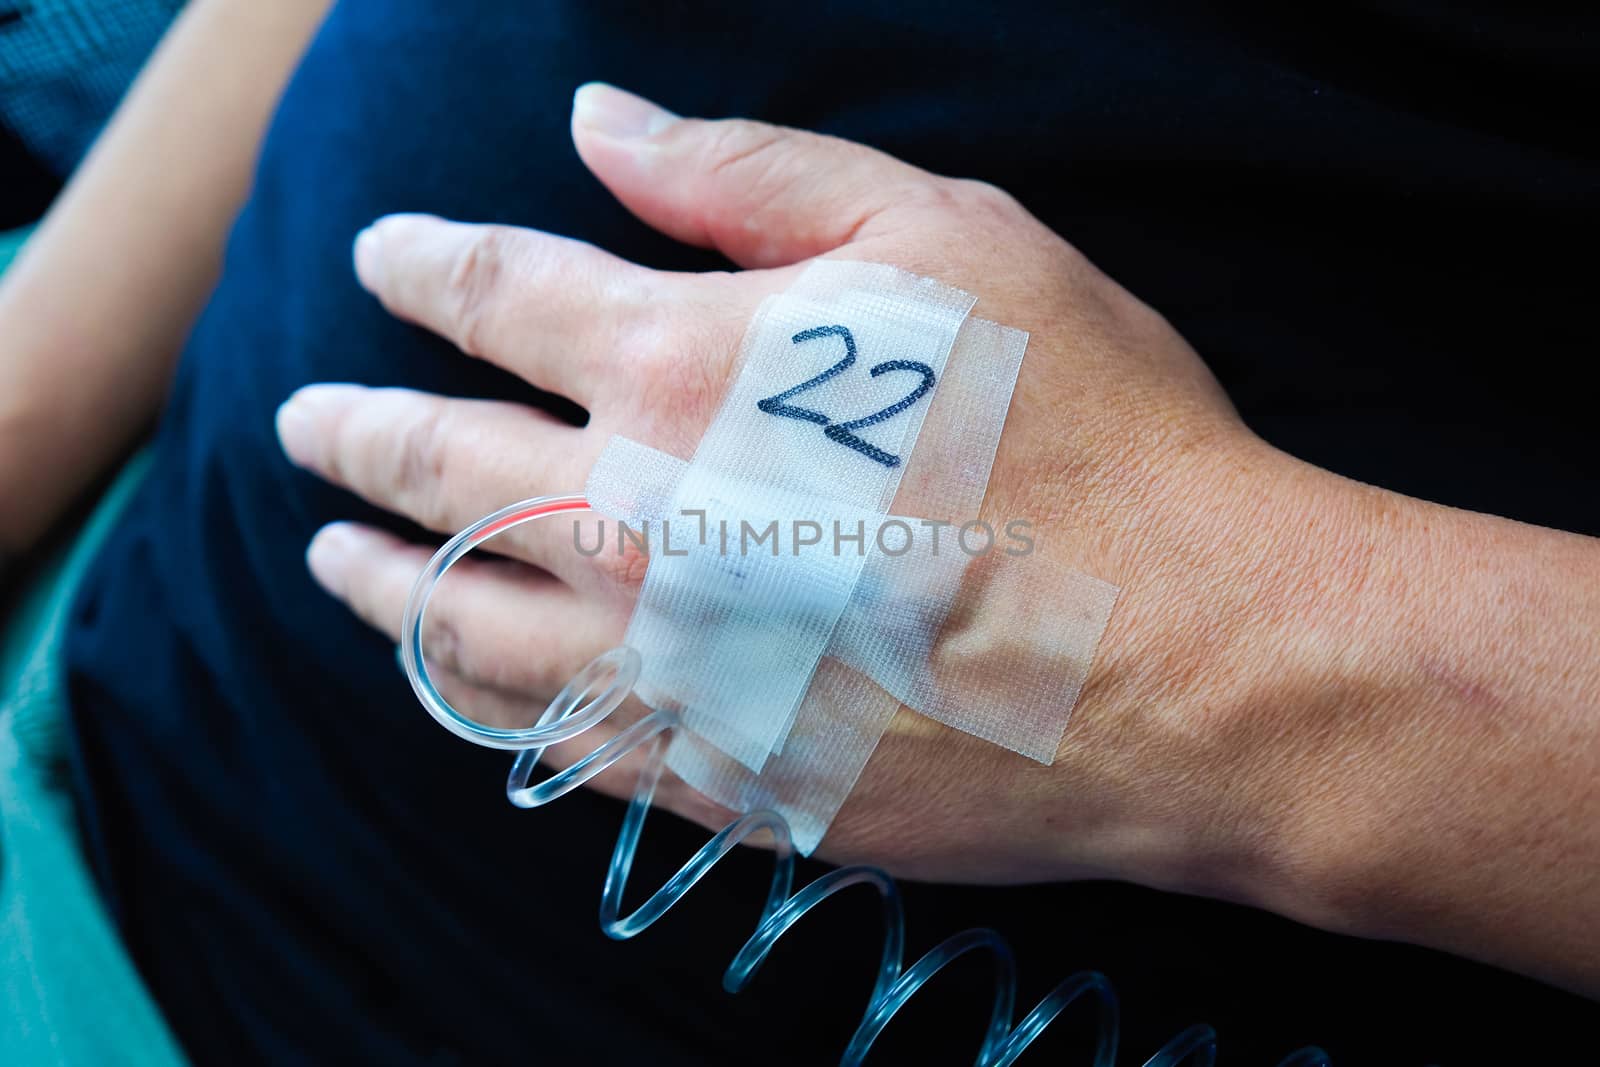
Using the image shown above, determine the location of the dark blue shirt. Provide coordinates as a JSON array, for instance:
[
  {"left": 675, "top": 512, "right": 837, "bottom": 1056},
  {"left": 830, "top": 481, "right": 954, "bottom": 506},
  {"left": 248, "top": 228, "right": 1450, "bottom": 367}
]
[{"left": 65, "top": 2, "right": 1599, "bottom": 1063}]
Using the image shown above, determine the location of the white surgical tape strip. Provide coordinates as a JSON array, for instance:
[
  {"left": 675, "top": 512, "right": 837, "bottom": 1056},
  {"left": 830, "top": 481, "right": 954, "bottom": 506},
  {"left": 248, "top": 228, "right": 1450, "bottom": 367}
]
[
  {"left": 824, "top": 317, "right": 1120, "bottom": 761},
  {"left": 585, "top": 261, "right": 1119, "bottom": 853},
  {"left": 600, "top": 262, "right": 975, "bottom": 772}
]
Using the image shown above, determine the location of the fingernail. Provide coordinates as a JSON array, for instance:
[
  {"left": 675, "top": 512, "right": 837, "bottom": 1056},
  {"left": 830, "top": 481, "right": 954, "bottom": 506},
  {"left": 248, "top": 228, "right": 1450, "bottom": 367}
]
[
  {"left": 572, "top": 82, "right": 678, "bottom": 140},
  {"left": 276, "top": 383, "right": 365, "bottom": 467},
  {"left": 306, "top": 522, "right": 360, "bottom": 593},
  {"left": 353, "top": 225, "right": 385, "bottom": 291}
]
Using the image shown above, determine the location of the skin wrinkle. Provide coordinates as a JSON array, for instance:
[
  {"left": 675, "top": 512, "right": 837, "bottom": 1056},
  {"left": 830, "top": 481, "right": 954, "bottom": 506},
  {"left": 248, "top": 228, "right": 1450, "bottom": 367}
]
[
  {"left": 683, "top": 121, "right": 896, "bottom": 267},
  {"left": 443, "top": 223, "right": 512, "bottom": 361},
  {"left": 394, "top": 398, "right": 454, "bottom": 514},
  {"left": 424, "top": 565, "right": 558, "bottom": 694}
]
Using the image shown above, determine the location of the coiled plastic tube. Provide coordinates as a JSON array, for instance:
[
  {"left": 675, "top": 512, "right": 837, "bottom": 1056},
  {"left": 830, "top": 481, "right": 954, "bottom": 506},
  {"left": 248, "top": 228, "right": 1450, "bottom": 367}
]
[{"left": 401, "top": 495, "right": 1332, "bottom": 1067}]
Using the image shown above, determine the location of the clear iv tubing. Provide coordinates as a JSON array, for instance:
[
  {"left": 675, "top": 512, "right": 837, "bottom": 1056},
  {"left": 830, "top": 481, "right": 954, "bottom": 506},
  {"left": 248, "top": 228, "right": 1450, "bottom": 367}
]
[{"left": 401, "top": 495, "right": 1332, "bottom": 1067}]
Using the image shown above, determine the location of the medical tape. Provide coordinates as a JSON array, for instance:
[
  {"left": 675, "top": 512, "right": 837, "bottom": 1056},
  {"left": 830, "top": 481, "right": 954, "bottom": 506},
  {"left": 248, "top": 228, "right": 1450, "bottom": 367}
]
[
  {"left": 595, "top": 262, "right": 974, "bottom": 771},
  {"left": 585, "top": 261, "right": 1118, "bottom": 852}
]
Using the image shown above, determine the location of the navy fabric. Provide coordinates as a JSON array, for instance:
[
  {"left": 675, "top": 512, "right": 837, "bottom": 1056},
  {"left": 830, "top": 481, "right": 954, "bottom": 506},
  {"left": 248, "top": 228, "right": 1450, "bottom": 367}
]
[{"left": 64, "top": 1, "right": 1598, "bottom": 1064}]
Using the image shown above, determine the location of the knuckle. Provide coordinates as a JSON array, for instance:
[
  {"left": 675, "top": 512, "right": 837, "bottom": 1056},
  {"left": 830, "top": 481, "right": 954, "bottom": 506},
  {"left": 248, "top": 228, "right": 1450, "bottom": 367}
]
[
  {"left": 901, "top": 178, "right": 963, "bottom": 220},
  {"left": 625, "top": 311, "right": 730, "bottom": 446},
  {"left": 392, "top": 401, "right": 452, "bottom": 522},
  {"left": 619, "top": 301, "right": 676, "bottom": 374},
  {"left": 917, "top": 177, "right": 1021, "bottom": 224},
  {"left": 421, "top": 607, "right": 469, "bottom": 682},
  {"left": 447, "top": 225, "right": 514, "bottom": 357},
  {"left": 892, "top": 177, "right": 1054, "bottom": 271},
  {"left": 702, "top": 121, "right": 807, "bottom": 240},
  {"left": 953, "top": 177, "right": 1022, "bottom": 217},
  {"left": 424, "top": 596, "right": 518, "bottom": 694},
  {"left": 704, "top": 119, "right": 790, "bottom": 181}
]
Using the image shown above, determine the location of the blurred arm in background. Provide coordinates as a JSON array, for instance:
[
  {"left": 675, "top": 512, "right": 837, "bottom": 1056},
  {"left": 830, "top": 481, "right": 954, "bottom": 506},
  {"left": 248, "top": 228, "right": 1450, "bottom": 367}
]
[{"left": 0, "top": 0, "right": 332, "bottom": 564}]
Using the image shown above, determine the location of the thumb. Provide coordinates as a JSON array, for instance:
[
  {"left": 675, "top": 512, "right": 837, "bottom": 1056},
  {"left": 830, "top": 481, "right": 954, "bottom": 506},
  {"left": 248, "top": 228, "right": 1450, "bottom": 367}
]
[{"left": 570, "top": 82, "right": 937, "bottom": 269}]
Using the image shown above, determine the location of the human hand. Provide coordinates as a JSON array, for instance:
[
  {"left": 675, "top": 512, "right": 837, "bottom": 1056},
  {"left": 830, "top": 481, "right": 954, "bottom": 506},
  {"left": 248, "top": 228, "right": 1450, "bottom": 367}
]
[{"left": 273, "top": 84, "right": 1435, "bottom": 912}]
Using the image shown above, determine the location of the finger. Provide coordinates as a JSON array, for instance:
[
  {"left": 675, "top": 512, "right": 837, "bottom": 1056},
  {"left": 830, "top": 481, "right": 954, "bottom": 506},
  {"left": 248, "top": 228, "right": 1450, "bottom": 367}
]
[
  {"left": 569, "top": 82, "right": 945, "bottom": 269},
  {"left": 425, "top": 665, "right": 652, "bottom": 801},
  {"left": 352, "top": 213, "right": 666, "bottom": 408},
  {"left": 310, "top": 521, "right": 732, "bottom": 831},
  {"left": 428, "top": 657, "right": 567, "bottom": 734},
  {"left": 278, "top": 384, "right": 610, "bottom": 582},
  {"left": 306, "top": 521, "right": 622, "bottom": 698}
]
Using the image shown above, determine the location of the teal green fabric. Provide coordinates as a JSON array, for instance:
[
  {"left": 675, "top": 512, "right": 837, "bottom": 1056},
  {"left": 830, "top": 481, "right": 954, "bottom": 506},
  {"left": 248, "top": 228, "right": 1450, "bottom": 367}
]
[
  {"left": 0, "top": 225, "right": 35, "bottom": 273},
  {"left": 0, "top": 449, "right": 188, "bottom": 1066}
]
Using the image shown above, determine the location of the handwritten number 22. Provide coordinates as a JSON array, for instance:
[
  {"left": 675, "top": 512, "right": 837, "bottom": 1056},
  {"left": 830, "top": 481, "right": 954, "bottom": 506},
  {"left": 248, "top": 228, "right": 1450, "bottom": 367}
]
[{"left": 755, "top": 325, "right": 935, "bottom": 468}]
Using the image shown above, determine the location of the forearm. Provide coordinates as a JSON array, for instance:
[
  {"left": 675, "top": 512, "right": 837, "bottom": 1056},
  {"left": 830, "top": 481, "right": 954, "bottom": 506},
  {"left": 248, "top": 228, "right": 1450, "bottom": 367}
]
[
  {"left": 1198, "top": 452, "right": 1600, "bottom": 995},
  {"left": 0, "top": 0, "right": 331, "bottom": 554}
]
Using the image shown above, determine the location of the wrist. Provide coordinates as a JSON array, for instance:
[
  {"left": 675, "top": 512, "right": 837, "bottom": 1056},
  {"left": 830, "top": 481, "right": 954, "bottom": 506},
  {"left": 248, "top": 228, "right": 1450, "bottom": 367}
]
[
  {"left": 1052, "top": 435, "right": 1396, "bottom": 906},
  {"left": 1250, "top": 486, "right": 1600, "bottom": 989},
  {"left": 1144, "top": 456, "right": 1600, "bottom": 996},
  {"left": 1162, "top": 457, "right": 1416, "bottom": 924}
]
